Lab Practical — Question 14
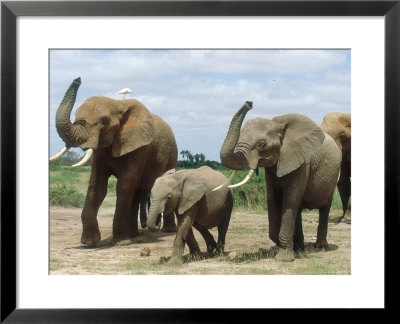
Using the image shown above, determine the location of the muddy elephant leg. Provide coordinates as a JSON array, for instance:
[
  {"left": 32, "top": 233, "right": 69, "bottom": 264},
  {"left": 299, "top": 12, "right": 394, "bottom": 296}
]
[
  {"left": 80, "top": 159, "right": 109, "bottom": 246},
  {"left": 293, "top": 209, "right": 305, "bottom": 252},
  {"left": 161, "top": 212, "right": 177, "bottom": 232},
  {"left": 139, "top": 189, "right": 150, "bottom": 229},
  {"left": 170, "top": 207, "right": 197, "bottom": 264},
  {"left": 315, "top": 205, "right": 330, "bottom": 249},
  {"left": 195, "top": 227, "right": 217, "bottom": 253}
]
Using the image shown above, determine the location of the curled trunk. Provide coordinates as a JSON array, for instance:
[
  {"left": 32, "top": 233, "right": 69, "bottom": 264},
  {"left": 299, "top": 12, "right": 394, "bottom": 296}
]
[
  {"left": 55, "top": 77, "right": 90, "bottom": 147},
  {"left": 220, "top": 101, "right": 253, "bottom": 170}
]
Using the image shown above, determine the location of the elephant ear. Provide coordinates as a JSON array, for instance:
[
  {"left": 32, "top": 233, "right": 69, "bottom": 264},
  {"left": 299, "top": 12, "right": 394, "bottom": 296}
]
[
  {"left": 272, "top": 113, "right": 325, "bottom": 177},
  {"left": 112, "top": 100, "right": 154, "bottom": 157},
  {"left": 178, "top": 173, "right": 207, "bottom": 215}
]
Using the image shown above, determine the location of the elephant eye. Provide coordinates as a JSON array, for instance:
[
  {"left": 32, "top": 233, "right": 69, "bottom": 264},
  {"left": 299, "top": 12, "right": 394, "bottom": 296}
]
[
  {"left": 166, "top": 194, "right": 173, "bottom": 200},
  {"left": 257, "top": 141, "right": 266, "bottom": 150}
]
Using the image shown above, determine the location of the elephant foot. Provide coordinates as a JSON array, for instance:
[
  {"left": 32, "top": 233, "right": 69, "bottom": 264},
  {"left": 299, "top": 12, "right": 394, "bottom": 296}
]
[
  {"left": 314, "top": 239, "right": 329, "bottom": 250},
  {"left": 343, "top": 217, "right": 351, "bottom": 224},
  {"left": 81, "top": 229, "right": 101, "bottom": 247},
  {"left": 129, "top": 230, "right": 140, "bottom": 238},
  {"left": 274, "top": 247, "right": 295, "bottom": 262},
  {"left": 109, "top": 233, "right": 131, "bottom": 246},
  {"left": 161, "top": 224, "right": 177, "bottom": 233},
  {"left": 140, "top": 221, "right": 147, "bottom": 229}
]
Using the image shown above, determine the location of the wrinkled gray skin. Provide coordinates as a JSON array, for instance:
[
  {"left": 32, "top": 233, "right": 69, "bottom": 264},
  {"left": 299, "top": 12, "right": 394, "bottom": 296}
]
[
  {"left": 54, "top": 78, "right": 177, "bottom": 246},
  {"left": 147, "top": 167, "right": 233, "bottom": 263},
  {"left": 219, "top": 102, "right": 341, "bottom": 261},
  {"left": 321, "top": 112, "right": 351, "bottom": 224}
]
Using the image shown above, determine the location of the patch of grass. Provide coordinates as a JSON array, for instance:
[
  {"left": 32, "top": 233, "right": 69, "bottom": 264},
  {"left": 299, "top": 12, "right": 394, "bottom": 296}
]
[
  {"left": 49, "top": 184, "right": 85, "bottom": 207},
  {"left": 49, "top": 258, "right": 63, "bottom": 271},
  {"left": 107, "top": 176, "right": 117, "bottom": 193},
  {"left": 50, "top": 170, "right": 80, "bottom": 184}
]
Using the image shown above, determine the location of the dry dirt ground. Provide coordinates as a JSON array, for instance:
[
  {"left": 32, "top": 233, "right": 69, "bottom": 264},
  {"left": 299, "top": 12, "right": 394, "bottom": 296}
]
[{"left": 50, "top": 207, "right": 351, "bottom": 275}]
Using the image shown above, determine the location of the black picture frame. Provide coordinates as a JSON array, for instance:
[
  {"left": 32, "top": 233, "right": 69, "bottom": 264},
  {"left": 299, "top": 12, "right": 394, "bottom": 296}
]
[{"left": 1, "top": 0, "right": 399, "bottom": 322}]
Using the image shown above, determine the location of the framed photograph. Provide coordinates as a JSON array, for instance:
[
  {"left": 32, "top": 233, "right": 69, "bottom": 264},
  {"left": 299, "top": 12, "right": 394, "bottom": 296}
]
[{"left": 2, "top": 0, "right": 398, "bottom": 321}]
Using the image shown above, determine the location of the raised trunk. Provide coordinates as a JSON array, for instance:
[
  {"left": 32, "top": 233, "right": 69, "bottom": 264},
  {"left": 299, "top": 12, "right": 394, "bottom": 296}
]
[
  {"left": 220, "top": 101, "right": 253, "bottom": 170},
  {"left": 55, "top": 77, "right": 90, "bottom": 147}
]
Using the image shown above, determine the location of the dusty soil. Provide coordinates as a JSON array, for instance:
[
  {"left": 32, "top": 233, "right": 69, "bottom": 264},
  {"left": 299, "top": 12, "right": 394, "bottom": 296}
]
[{"left": 50, "top": 207, "right": 351, "bottom": 275}]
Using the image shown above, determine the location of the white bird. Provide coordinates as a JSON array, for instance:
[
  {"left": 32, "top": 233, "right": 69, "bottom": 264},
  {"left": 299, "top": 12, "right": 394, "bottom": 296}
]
[{"left": 117, "top": 88, "right": 133, "bottom": 99}]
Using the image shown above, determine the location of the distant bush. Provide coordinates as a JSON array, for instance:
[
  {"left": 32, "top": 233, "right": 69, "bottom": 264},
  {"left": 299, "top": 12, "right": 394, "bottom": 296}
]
[{"left": 49, "top": 184, "right": 85, "bottom": 207}]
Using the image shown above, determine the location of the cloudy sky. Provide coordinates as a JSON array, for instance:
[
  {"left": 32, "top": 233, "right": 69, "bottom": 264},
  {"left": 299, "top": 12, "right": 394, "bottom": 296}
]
[{"left": 49, "top": 49, "right": 350, "bottom": 161}]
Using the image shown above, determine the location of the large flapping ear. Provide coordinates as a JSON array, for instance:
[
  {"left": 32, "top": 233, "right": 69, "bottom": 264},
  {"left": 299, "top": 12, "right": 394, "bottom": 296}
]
[
  {"left": 178, "top": 173, "right": 207, "bottom": 215},
  {"left": 112, "top": 100, "right": 154, "bottom": 157},
  {"left": 272, "top": 113, "right": 325, "bottom": 177}
]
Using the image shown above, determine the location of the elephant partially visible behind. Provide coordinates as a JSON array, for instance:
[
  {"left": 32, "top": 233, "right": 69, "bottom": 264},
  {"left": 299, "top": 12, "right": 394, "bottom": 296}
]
[
  {"left": 147, "top": 167, "right": 233, "bottom": 263},
  {"left": 50, "top": 77, "right": 178, "bottom": 246},
  {"left": 321, "top": 112, "right": 351, "bottom": 224}
]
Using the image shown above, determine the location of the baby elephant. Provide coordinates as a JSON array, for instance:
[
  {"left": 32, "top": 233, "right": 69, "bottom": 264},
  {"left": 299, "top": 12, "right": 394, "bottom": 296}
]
[{"left": 147, "top": 166, "right": 233, "bottom": 263}]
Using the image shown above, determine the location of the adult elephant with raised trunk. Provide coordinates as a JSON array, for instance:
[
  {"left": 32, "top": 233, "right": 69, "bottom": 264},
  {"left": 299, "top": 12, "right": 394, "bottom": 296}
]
[
  {"left": 321, "top": 112, "right": 351, "bottom": 224},
  {"left": 217, "top": 101, "right": 341, "bottom": 261},
  {"left": 51, "top": 77, "right": 177, "bottom": 246}
]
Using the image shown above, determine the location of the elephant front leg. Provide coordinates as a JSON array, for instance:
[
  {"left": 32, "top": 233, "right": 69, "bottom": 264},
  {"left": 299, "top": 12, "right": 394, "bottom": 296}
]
[
  {"left": 111, "top": 178, "right": 140, "bottom": 245},
  {"left": 170, "top": 208, "right": 197, "bottom": 264},
  {"left": 80, "top": 168, "right": 109, "bottom": 246},
  {"left": 275, "top": 206, "right": 297, "bottom": 262}
]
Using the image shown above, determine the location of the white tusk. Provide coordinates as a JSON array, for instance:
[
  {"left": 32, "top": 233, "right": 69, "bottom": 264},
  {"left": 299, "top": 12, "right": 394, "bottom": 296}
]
[
  {"left": 49, "top": 146, "right": 70, "bottom": 162},
  {"left": 228, "top": 169, "right": 254, "bottom": 189},
  {"left": 212, "top": 170, "right": 238, "bottom": 191},
  {"left": 72, "top": 149, "right": 93, "bottom": 167}
]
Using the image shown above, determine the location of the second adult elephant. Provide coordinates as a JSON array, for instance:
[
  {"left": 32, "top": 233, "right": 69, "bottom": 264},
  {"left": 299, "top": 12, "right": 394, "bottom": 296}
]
[
  {"left": 51, "top": 77, "right": 178, "bottom": 246},
  {"left": 321, "top": 112, "right": 351, "bottom": 224},
  {"left": 217, "top": 101, "right": 341, "bottom": 261}
]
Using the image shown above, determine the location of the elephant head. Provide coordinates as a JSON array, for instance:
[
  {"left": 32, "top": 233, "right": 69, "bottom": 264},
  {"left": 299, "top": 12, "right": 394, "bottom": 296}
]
[
  {"left": 54, "top": 77, "right": 154, "bottom": 159},
  {"left": 219, "top": 101, "right": 325, "bottom": 186},
  {"left": 147, "top": 169, "right": 206, "bottom": 232}
]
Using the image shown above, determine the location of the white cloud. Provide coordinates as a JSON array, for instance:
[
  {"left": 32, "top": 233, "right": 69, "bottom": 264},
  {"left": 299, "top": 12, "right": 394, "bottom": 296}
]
[{"left": 49, "top": 49, "right": 350, "bottom": 161}]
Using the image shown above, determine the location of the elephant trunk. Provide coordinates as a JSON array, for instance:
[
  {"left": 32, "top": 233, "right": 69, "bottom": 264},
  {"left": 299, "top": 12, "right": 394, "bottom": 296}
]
[
  {"left": 55, "top": 77, "right": 90, "bottom": 147},
  {"left": 147, "top": 197, "right": 163, "bottom": 232},
  {"left": 220, "top": 101, "right": 253, "bottom": 170}
]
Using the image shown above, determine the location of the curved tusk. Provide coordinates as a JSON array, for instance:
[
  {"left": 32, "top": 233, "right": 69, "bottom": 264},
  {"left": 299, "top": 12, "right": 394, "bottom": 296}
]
[
  {"left": 49, "top": 146, "right": 70, "bottom": 162},
  {"left": 228, "top": 169, "right": 254, "bottom": 189},
  {"left": 71, "top": 149, "right": 93, "bottom": 167},
  {"left": 212, "top": 170, "right": 238, "bottom": 191}
]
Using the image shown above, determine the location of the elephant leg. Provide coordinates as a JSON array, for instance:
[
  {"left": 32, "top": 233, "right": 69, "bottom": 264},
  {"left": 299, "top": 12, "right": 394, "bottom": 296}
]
[
  {"left": 170, "top": 206, "right": 197, "bottom": 264},
  {"left": 161, "top": 212, "right": 177, "bottom": 233},
  {"left": 195, "top": 227, "right": 217, "bottom": 253},
  {"left": 315, "top": 205, "right": 330, "bottom": 249},
  {"left": 185, "top": 229, "right": 201, "bottom": 257},
  {"left": 80, "top": 160, "right": 109, "bottom": 246},
  {"left": 265, "top": 171, "right": 282, "bottom": 244},
  {"left": 139, "top": 189, "right": 150, "bottom": 229},
  {"left": 111, "top": 176, "right": 142, "bottom": 245},
  {"left": 293, "top": 209, "right": 305, "bottom": 252},
  {"left": 216, "top": 223, "right": 229, "bottom": 253},
  {"left": 343, "top": 196, "right": 351, "bottom": 224},
  {"left": 337, "top": 165, "right": 351, "bottom": 222},
  {"left": 129, "top": 194, "right": 141, "bottom": 238}
]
